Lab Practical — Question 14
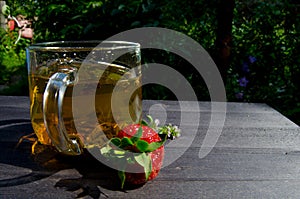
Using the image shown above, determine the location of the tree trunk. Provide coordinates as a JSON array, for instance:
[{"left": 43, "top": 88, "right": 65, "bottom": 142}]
[
  {"left": 0, "top": 1, "right": 6, "bottom": 29},
  {"left": 215, "top": 0, "right": 235, "bottom": 82}
]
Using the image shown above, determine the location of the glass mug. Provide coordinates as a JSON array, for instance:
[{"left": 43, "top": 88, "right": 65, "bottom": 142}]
[{"left": 26, "top": 41, "right": 142, "bottom": 155}]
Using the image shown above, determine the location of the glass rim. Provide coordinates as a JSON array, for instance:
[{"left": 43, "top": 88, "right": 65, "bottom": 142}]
[{"left": 27, "top": 40, "right": 140, "bottom": 51}]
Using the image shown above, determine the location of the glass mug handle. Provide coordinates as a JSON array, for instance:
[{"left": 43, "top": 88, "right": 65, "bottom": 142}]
[{"left": 43, "top": 69, "right": 83, "bottom": 155}]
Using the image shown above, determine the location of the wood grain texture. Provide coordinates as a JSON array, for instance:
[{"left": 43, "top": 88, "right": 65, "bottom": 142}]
[{"left": 0, "top": 96, "right": 299, "bottom": 199}]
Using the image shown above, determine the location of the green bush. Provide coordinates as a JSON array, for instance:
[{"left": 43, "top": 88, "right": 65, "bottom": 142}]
[
  {"left": 0, "top": 26, "right": 30, "bottom": 95},
  {"left": 1, "top": 0, "right": 300, "bottom": 124},
  {"left": 227, "top": 0, "right": 300, "bottom": 124}
]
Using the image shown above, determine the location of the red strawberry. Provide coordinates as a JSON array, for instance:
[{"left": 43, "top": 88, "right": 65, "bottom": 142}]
[
  {"left": 100, "top": 115, "right": 181, "bottom": 189},
  {"left": 116, "top": 124, "right": 164, "bottom": 186},
  {"left": 8, "top": 20, "right": 15, "bottom": 31}
]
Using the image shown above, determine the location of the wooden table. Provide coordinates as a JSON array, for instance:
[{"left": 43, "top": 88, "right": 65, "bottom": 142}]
[{"left": 1, "top": 96, "right": 300, "bottom": 198}]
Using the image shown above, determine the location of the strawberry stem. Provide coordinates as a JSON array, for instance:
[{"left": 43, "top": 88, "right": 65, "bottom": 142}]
[{"left": 118, "top": 170, "right": 126, "bottom": 189}]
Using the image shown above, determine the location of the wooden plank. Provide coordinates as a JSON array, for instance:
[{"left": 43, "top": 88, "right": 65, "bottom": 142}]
[
  {"left": 159, "top": 126, "right": 300, "bottom": 151},
  {"left": 203, "top": 126, "right": 300, "bottom": 150},
  {"left": 159, "top": 147, "right": 300, "bottom": 180},
  {"left": 2, "top": 176, "right": 300, "bottom": 199},
  {"left": 143, "top": 100, "right": 278, "bottom": 113},
  {"left": 101, "top": 180, "right": 300, "bottom": 198},
  {"left": 142, "top": 100, "right": 298, "bottom": 128},
  {"left": 2, "top": 175, "right": 300, "bottom": 199},
  {"left": 148, "top": 111, "right": 298, "bottom": 128},
  {"left": 0, "top": 96, "right": 30, "bottom": 108},
  {"left": 1, "top": 147, "right": 300, "bottom": 198}
]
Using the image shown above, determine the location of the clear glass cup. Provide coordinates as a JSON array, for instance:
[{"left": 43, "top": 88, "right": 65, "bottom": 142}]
[{"left": 26, "top": 41, "right": 142, "bottom": 155}]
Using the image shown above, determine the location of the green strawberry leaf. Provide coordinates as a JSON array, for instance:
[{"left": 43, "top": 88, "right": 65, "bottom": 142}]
[
  {"left": 118, "top": 170, "right": 126, "bottom": 189},
  {"left": 120, "top": 137, "right": 134, "bottom": 148},
  {"left": 110, "top": 137, "right": 121, "bottom": 147},
  {"left": 146, "top": 141, "right": 164, "bottom": 152},
  {"left": 136, "top": 140, "right": 149, "bottom": 152},
  {"left": 141, "top": 115, "right": 158, "bottom": 129},
  {"left": 146, "top": 115, "right": 154, "bottom": 126},
  {"left": 141, "top": 120, "right": 149, "bottom": 126},
  {"left": 134, "top": 152, "right": 152, "bottom": 181},
  {"left": 131, "top": 126, "right": 143, "bottom": 143}
]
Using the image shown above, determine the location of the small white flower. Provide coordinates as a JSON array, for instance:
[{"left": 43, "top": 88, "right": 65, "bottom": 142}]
[
  {"left": 154, "top": 119, "right": 160, "bottom": 127},
  {"left": 173, "top": 125, "right": 178, "bottom": 131}
]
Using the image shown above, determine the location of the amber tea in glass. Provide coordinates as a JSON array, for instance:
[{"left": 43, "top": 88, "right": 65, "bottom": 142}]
[{"left": 26, "top": 41, "right": 142, "bottom": 155}]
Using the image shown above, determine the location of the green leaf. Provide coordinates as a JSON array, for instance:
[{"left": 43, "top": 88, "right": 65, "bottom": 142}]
[
  {"left": 118, "top": 4, "right": 125, "bottom": 10},
  {"left": 146, "top": 141, "right": 164, "bottom": 152},
  {"left": 118, "top": 170, "right": 126, "bottom": 189},
  {"left": 146, "top": 115, "right": 154, "bottom": 124},
  {"left": 136, "top": 140, "right": 149, "bottom": 152},
  {"left": 134, "top": 153, "right": 152, "bottom": 181},
  {"left": 131, "top": 21, "right": 141, "bottom": 27},
  {"left": 131, "top": 126, "right": 143, "bottom": 143},
  {"left": 141, "top": 120, "right": 149, "bottom": 126},
  {"left": 2, "top": 5, "right": 10, "bottom": 16},
  {"left": 120, "top": 137, "right": 134, "bottom": 148},
  {"left": 110, "top": 137, "right": 121, "bottom": 147},
  {"left": 144, "top": 115, "right": 158, "bottom": 129}
]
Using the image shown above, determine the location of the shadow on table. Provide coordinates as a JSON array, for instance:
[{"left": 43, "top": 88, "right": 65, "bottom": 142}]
[{"left": 0, "top": 120, "right": 142, "bottom": 198}]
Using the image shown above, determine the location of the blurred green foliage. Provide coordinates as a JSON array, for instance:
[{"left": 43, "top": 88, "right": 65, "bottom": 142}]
[
  {"left": 228, "top": 0, "right": 300, "bottom": 124},
  {"left": 0, "top": 25, "right": 30, "bottom": 95},
  {"left": 0, "top": 0, "right": 300, "bottom": 124}
]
